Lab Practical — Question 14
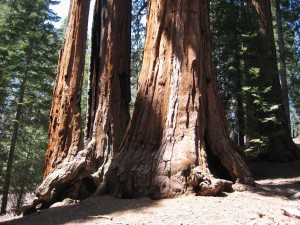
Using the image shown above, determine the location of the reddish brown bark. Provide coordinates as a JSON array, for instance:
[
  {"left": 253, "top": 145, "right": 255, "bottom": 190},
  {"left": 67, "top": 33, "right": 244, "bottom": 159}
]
[
  {"left": 84, "top": 0, "right": 131, "bottom": 181},
  {"left": 44, "top": 0, "right": 90, "bottom": 177},
  {"left": 23, "top": 0, "right": 131, "bottom": 214},
  {"left": 102, "top": 0, "right": 253, "bottom": 199}
]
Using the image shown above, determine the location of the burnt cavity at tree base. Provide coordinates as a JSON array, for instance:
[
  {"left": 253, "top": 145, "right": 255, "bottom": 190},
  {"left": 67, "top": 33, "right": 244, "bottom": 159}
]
[
  {"left": 51, "top": 177, "right": 97, "bottom": 202},
  {"left": 104, "top": 167, "right": 235, "bottom": 201},
  {"left": 102, "top": 143, "right": 241, "bottom": 200},
  {"left": 23, "top": 176, "right": 97, "bottom": 216}
]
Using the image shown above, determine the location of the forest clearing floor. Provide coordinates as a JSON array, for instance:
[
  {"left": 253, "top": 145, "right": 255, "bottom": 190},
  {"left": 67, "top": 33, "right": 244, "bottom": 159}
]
[{"left": 1, "top": 138, "right": 300, "bottom": 225}]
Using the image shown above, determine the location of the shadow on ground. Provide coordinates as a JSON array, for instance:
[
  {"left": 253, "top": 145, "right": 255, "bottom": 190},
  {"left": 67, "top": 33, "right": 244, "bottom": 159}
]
[
  {"left": 2, "top": 141, "right": 300, "bottom": 225},
  {"left": 1, "top": 195, "right": 158, "bottom": 225},
  {"left": 249, "top": 160, "right": 300, "bottom": 198},
  {"left": 250, "top": 160, "right": 300, "bottom": 180}
]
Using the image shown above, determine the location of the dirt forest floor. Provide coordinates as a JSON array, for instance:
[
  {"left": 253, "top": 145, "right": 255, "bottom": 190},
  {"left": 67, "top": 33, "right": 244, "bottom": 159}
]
[{"left": 1, "top": 139, "right": 300, "bottom": 225}]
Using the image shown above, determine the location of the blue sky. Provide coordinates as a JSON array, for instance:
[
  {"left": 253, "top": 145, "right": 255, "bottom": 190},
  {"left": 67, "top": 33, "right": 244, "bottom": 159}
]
[
  {"left": 50, "top": 0, "right": 70, "bottom": 28},
  {"left": 50, "top": 0, "right": 95, "bottom": 34}
]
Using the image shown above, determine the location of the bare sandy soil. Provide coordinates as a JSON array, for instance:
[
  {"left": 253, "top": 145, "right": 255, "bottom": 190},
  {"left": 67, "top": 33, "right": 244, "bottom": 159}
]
[{"left": 1, "top": 139, "right": 300, "bottom": 225}]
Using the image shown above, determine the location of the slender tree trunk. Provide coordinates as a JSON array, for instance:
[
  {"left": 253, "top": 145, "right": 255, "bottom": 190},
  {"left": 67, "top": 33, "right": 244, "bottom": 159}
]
[
  {"left": 16, "top": 148, "right": 30, "bottom": 213},
  {"left": 236, "top": 69, "right": 245, "bottom": 147},
  {"left": 249, "top": 0, "right": 299, "bottom": 160},
  {"left": 21, "top": 0, "right": 91, "bottom": 214},
  {"left": 102, "top": 0, "right": 253, "bottom": 199},
  {"left": 43, "top": 0, "right": 90, "bottom": 177},
  {"left": 275, "top": 0, "right": 290, "bottom": 132},
  {"left": 235, "top": 6, "right": 245, "bottom": 147},
  {"left": 1, "top": 75, "right": 27, "bottom": 214},
  {"left": 16, "top": 180, "right": 25, "bottom": 213}
]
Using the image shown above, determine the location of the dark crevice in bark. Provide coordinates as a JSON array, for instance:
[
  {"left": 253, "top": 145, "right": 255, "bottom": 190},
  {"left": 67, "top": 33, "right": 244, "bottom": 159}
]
[
  {"left": 154, "top": 1, "right": 167, "bottom": 58},
  {"left": 204, "top": 132, "right": 233, "bottom": 181},
  {"left": 186, "top": 94, "right": 190, "bottom": 128},
  {"left": 85, "top": 0, "right": 101, "bottom": 141},
  {"left": 76, "top": 178, "right": 98, "bottom": 199}
]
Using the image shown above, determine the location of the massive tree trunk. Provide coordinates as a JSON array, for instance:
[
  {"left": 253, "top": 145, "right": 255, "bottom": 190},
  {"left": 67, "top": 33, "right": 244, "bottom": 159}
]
[
  {"left": 23, "top": 0, "right": 131, "bottom": 214},
  {"left": 249, "top": 0, "right": 299, "bottom": 161},
  {"left": 102, "top": 0, "right": 253, "bottom": 199},
  {"left": 43, "top": 0, "right": 90, "bottom": 177}
]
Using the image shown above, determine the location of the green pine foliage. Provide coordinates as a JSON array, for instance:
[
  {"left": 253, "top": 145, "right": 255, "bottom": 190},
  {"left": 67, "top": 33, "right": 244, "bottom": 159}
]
[
  {"left": 211, "top": 0, "right": 299, "bottom": 159},
  {"left": 279, "top": 0, "right": 300, "bottom": 137},
  {"left": 81, "top": 37, "right": 91, "bottom": 128},
  {"left": 130, "top": 0, "right": 147, "bottom": 113},
  {"left": 211, "top": 0, "right": 242, "bottom": 139},
  {"left": 0, "top": 0, "right": 62, "bottom": 213}
]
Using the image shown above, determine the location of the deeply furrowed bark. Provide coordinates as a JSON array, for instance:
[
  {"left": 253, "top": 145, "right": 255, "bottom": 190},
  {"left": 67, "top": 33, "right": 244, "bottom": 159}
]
[
  {"left": 84, "top": 0, "right": 131, "bottom": 182},
  {"left": 23, "top": 0, "right": 131, "bottom": 214},
  {"left": 102, "top": 0, "right": 253, "bottom": 199},
  {"left": 44, "top": 0, "right": 90, "bottom": 177}
]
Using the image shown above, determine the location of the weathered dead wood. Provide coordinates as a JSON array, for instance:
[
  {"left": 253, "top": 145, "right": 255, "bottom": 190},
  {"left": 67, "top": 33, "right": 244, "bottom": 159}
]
[{"left": 23, "top": 147, "right": 92, "bottom": 215}]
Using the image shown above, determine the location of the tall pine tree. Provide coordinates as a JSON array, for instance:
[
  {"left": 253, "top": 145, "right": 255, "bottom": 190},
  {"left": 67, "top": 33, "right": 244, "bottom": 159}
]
[{"left": 0, "top": 0, "right": 61, "bottom": 214}]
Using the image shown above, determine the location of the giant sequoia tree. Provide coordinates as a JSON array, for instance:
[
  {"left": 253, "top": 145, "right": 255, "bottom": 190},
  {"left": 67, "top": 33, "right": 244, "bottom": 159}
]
[
  {"left": 43, "top": 0, "right": 90, "bottom": 177},
  {"left": 25, "top": 0, "right": 253, "bottom": 214},
  {"left": 24, "top": 0, "right": 132, "bottom": 213},
  {"left": 23, "top": 0, "right": 91, "bottom": 213},
  {"left": 101, "top": 0, "right": 253, "bottom": 198}
]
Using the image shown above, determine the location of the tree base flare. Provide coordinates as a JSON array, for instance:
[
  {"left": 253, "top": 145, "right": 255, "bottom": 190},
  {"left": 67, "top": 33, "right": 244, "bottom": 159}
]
[{"left": 189, "top": 167, "right": 233, "bottom": 196}]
